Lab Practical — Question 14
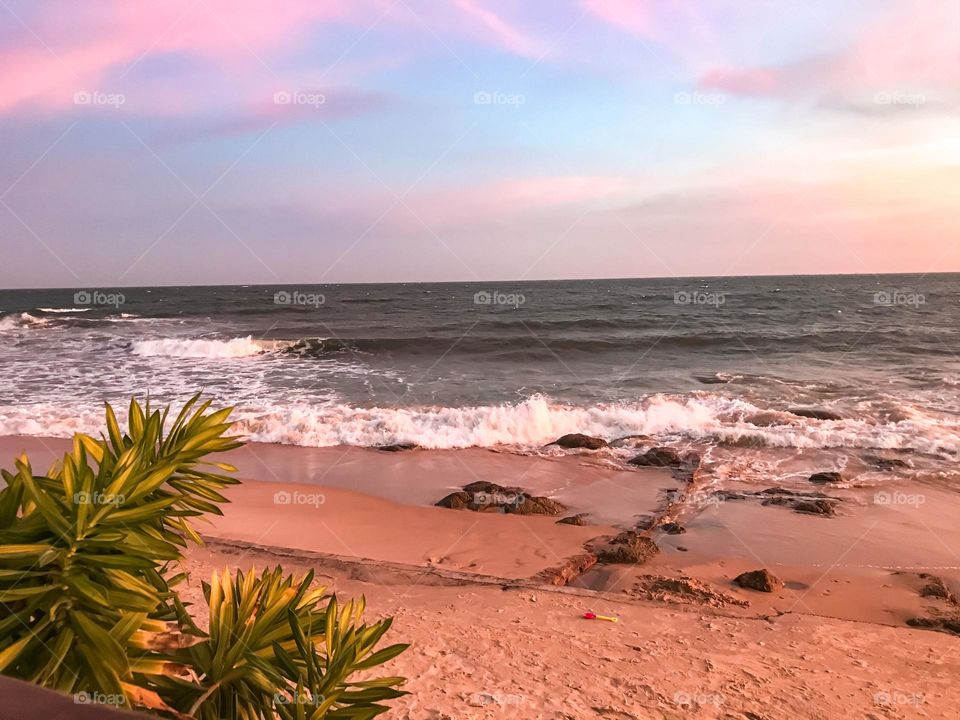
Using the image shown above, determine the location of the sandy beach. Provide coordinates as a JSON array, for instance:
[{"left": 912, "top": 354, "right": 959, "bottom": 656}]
[{"left": 4, "top": 434, "right": 959, "bottom": 718}]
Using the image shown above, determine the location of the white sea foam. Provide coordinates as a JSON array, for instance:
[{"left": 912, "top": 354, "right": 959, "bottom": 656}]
[
  {"left": 0, "top": 394, "right": 957, "bottom": 455},
  {"left": 0, "top": 313, "right": 51, "bottom": 331},
  {"left": 38, "top": 307, "right": 90, "bottom": 313},
  {"left": 130, "top": 336, "right": 280, "bottom": 358}
]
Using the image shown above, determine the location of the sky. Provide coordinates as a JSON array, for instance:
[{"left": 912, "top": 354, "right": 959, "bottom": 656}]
[{"left": 0, "top": 0, "right": 957, "bottom": 288}]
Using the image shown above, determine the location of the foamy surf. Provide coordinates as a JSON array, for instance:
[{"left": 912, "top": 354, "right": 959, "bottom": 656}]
[
  {"left": 130, "top": 336, "right": 293, "bottom": 358},
  {"left": 0, "top": 312, "right": 52, "bottom": 331},
  {"left": 1, "top": 394, "right": 957, "bottom": 457}
]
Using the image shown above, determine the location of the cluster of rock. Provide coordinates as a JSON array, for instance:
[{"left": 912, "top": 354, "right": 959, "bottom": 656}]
[
  {"left": 435, "top": 481, "right": 567, "bottom": 515},
  {"left": 588, "top": 530, "right": 660, "bottom": 564}
]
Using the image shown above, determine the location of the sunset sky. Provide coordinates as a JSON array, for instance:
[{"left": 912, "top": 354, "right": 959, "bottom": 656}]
[{"left": 1, "top": 0, "right": 957, "bottom": 287}]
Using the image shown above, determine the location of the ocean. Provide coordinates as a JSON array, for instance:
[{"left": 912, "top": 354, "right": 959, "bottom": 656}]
[{"left": 1, "top": 274, "right": 958, "bottom": 484}]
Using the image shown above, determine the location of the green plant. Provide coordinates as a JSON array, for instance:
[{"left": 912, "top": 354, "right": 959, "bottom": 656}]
[{"left": 0, "top": 396, "right": 407, "bottom": 718}]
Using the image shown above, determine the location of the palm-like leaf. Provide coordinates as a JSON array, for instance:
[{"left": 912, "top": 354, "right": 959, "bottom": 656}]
[
  {"left": 0, "top": 396, "right": 240, "bottom": 703},
  {"left": 152, "top": 567, "right": 407, "bottom": 720},
  {"left": 0, "top": 396, "right": 408, "bottom": 719}
]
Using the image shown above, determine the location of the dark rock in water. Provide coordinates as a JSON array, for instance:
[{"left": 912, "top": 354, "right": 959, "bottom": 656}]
[
  {"left": 557, "top": 513, "right": 590, "bottom": 526},
  {"left": 759, "top": 487, "right": 802, "bottom": 496},
  {"left": 792, "top": 499, "right": 838, "bottom": 517},
  {"left": 436, "top": 481, "right": 566, "bottom": 516},
  {"left": 808, "top": 471, "right": 842, "bottom": 485},
  {"left": 552, "top": 433, "right": 607, "bottom": 450},
  {"left": 734, "top": 569, "right": 783, "bottom": 593},
  {"left": 377, "top": 442, "right": 419, "bottom": 452},
  {"left": 628, "top": 447, "right": 683, "bottom": 467},
  {"left": 863, "top": 455, "right": 911, "bottom": 471},
  {"left": 788, "top": 407, "right": 843, "bottom": 421},
  {"left": 694, "top": 373, "right": 735, "bottom": 385},
  {"left": 592, "top": 531, "right": 660, "bottom": 564},
  {"left": 659, "top": 522, "right": 686, "bottom": 535}
]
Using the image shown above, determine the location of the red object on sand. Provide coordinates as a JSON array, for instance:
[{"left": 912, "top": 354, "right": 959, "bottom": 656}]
[{"left": 583, "top": 612, "right": 598, "bottom": 619}]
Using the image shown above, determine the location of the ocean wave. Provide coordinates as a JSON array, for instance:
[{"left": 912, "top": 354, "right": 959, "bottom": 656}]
[
  {"left": 2, "top": 394, "right": 957, "bottom": 456},
  {"left": 130, "top": 336, "right": 285, "bottom": 358},
  {"left": 0, "top": 312, "right": 52, "bottom": 331},
  {"left": 38, "top": 307, "right": 91, "bottom": 313}
]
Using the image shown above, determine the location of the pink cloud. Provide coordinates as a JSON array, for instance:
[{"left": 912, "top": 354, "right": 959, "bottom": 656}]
[
  {"left": 698, "top": 3, "right": 959, "bottom": 104},
  {"left": 453, "top": 0, "right": 548, "bottom": 59},
  {"left": 0, "top": 0, "right": 370, "bottom": 113}
]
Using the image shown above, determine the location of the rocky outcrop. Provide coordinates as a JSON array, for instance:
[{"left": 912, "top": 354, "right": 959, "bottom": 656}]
[
  {"left": 591, "top": 531, "right": 660, "bottom": 564},
  {"left": 551, "top": 433, "right": 607, "bottom": 450},
  {"left": 377, "top": 442, "right": 419, "bottom": 452},
  {"left": 435, "top": 481, "right": 566, "bottom": 516},
  {"left": 556, "top": 513, "right": 590, "bottom": 526},
  {"left": 633, "top": 574, "right": 749, "bottom": 608},
  {"left": 808, "top": 471, "right": 842, "bottom": 484},
  {"left": 658, "top": 522, "right": 686, "bottom": 535},
  {"left": 863, "top": 455, "right": 911, "bottom": 471},
  {"left": 536, "top": 552, "right": 598, "bottom": 586},
  {"left": 628, "top": 447, "right": 683, "bottom": 467},
  {"left": 733, "top": 568, "right": 783, "bottom": 593}
]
